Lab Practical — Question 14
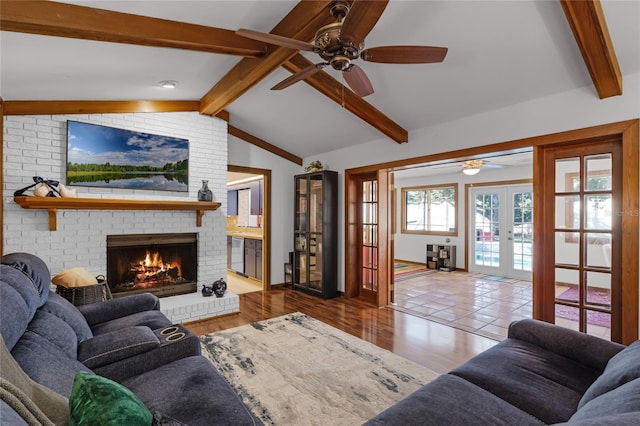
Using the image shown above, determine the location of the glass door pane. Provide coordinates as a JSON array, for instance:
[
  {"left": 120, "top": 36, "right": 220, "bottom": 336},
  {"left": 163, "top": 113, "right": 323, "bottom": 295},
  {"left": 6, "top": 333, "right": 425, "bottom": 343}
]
[
  {"left": 361, "top": 178, "right": 378, "bottom": 292},
  {"left": 472, "top": 190, "right": 502, "bottom": 272},
  {"left": 553, "top": 153, "right": 613, "bottom": 339},
  {"left": 509, "top": 188, "right": 533, "bottom": 279}
]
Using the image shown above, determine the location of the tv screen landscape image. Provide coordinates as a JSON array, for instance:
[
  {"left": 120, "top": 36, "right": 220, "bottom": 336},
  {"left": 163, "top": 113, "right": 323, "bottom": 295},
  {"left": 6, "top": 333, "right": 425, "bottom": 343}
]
[{"left": 66, "top": 120, "right": 189, "bottom": 192}]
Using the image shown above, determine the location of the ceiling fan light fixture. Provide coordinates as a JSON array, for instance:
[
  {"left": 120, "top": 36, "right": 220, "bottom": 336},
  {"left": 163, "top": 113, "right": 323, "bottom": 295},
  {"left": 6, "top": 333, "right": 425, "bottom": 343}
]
[
  {"left": 159, "top": 80, "right": 178, "bottom": 89},
  {"left": 462, "top": 167, "right": 480, "bottom": 176}
]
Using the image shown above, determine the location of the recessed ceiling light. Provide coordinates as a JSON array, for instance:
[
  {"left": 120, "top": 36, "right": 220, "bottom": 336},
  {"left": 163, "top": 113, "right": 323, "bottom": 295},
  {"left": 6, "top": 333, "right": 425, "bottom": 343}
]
[{"left": 159, "top": 80, "right": 178, "bottom": 89}]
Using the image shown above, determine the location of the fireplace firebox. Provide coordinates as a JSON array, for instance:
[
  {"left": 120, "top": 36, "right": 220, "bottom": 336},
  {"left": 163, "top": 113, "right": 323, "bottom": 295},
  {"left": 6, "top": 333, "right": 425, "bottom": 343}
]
[{"left": 107, "top": 233, "right": 197, "bottom": 298}]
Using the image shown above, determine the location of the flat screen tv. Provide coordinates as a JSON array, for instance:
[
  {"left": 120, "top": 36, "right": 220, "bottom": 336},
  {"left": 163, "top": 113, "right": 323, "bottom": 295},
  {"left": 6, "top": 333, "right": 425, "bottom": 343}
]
[{"left": 66, "top": 120, "right": 189, "bottom": 192}]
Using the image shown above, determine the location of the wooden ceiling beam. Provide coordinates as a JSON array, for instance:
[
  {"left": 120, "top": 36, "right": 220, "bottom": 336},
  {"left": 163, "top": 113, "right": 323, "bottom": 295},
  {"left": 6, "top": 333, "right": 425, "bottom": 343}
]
[
  {"left": 199, "top": 1, "right": 335, "bottom": 115},
  {"left": 0, "top": 0, "right": 266, "bottom": 57},
  {"left": 283, "top": 54, "right": 408, "bottom": 143},
  {"left": 229, "top": 125, "right": 303, "bottom": 166},
  {"left": 560, "top": 0, "right": 622, "bottom": 99}
]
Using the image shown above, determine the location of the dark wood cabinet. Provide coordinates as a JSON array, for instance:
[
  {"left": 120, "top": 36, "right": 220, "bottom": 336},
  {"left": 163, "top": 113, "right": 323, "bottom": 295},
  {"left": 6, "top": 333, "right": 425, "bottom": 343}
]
[
  {"left": 293, "top": 170, "right": 338, "bottom": 299},
  {"left": 426, "top": 244, "right": 456, "bottom": 271}
]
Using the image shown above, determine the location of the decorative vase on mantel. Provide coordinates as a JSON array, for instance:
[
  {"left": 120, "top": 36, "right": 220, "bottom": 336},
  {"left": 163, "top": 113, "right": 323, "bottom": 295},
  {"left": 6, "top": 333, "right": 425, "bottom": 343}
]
[{"left": 197, "top": 180, "right": 213, "bottom": 202}]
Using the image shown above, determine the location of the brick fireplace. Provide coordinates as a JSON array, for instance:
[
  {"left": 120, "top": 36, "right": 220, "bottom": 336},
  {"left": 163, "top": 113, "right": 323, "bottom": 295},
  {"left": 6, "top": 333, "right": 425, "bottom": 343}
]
[
  {"left": 3, "top": 111, "right": 235, "bottom": 323},
  {"left": 107, "top": 233, "right": 198, "bottom": 298}
]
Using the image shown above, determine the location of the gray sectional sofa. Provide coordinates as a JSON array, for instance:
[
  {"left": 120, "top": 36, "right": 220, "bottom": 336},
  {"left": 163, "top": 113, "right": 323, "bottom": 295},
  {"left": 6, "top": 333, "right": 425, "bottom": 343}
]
[
  {"left": 365, "top": 318, "right": 640, "bottom": 425},
  {"left": 1, "top": 252, "right": 260, "bottom": 425}
]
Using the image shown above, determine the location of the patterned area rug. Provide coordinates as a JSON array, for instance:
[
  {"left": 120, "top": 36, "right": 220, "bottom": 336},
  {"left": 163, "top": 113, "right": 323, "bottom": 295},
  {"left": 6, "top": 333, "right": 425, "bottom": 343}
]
[
  {"left": 200, "top": 312, "right": 438, "bottom": 425},
  {"left": 556, "top": 287, "right": 611, "bottom": 327}
]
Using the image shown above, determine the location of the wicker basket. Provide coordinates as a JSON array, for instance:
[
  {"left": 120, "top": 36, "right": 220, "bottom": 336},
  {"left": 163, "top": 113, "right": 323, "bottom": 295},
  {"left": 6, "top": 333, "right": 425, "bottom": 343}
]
[{"left": 55, "top": 283, "right": 111, "bottom": 306}]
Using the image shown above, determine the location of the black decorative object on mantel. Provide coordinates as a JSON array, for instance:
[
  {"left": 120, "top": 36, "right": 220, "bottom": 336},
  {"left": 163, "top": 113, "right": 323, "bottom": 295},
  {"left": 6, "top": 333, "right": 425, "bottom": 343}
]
[{"left": 197, "top": 180, "right": 213, "bottom": 202}]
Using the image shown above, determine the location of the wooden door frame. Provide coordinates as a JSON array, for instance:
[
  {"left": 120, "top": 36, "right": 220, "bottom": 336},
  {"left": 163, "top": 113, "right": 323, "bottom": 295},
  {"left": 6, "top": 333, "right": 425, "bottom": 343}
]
[
  {"left": 533, "top": 125, "right": 638, "bottom": 344},
  {"left": 343, "top": 170, "right": 390, "bottom": 306},
  {"left": 344, "top": 120, "right": 638, "bottom": 340},
  {"left": 228, "top": 165, "right": 271, "bottom": 290}
]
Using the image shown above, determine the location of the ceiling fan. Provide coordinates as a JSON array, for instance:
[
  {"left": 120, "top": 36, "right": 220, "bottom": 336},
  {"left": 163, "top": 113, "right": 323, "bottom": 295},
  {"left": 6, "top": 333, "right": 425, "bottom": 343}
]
[
  {"left": 235, "top": 0, "right": 448, "bottom": 97},
  {"left": 461, "top": 159, "right": 507, "bottom": 175}
]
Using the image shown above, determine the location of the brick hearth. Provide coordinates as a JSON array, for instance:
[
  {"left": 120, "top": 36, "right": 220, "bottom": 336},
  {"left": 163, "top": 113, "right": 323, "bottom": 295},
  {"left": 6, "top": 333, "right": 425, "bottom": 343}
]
[{"left": 160, "top": 291, "right": 240, "bottom": 323}]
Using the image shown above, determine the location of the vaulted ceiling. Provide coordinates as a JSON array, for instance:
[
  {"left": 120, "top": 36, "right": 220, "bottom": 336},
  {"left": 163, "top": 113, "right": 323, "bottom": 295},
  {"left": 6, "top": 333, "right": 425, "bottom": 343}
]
[{"left": 1, "top": 1, "right": 638, "bottom": 161}]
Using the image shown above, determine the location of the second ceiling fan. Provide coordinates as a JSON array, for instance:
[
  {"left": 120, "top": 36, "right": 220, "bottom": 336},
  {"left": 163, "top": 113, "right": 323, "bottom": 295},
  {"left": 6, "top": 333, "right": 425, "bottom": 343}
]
[{"left": 236, "top": 0, "right": 448, "bottom": 97}]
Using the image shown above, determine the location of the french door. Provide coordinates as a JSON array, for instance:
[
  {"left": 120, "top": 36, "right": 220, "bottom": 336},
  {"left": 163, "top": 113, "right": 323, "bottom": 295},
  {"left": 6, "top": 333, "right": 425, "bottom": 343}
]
[
  {"left": 534, "top": 134, "right": 638, "bottom": 344},
  {"left": 468, "top": 183, "right": 533, "bottom": 280}
]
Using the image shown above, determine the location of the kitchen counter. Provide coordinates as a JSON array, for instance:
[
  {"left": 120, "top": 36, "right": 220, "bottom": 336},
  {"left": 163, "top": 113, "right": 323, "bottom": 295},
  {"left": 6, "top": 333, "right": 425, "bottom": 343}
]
[{"left": 227, "top": 231, "right": 263, "bottom": 240}]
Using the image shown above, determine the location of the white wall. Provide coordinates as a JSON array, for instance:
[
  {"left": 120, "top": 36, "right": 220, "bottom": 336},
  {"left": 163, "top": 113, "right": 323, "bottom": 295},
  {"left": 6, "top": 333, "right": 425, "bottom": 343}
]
[
  {"left": 3, "top": 112, "right": 228, "bottom": 287},
  {"left": 228, "top": 134, "right": 304, "bottom": 284},
  {"left": 394, "top": 165, "right": 533, "bottom": 268},
  {"left": 312, "top": 72, "right": 640, "bottom": 292}
]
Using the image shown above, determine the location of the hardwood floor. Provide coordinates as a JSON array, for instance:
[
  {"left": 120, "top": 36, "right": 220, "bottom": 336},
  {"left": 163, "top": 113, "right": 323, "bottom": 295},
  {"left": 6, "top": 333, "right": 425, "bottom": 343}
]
[{"left": 185, "top": 287, "right": 498, "bottom": 374}]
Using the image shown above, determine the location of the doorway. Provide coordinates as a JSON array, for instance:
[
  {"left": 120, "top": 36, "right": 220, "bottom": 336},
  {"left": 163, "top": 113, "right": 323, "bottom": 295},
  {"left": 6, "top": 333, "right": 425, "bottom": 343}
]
[
  {"left": 344, "top": 120, "right": 638, "bottom": 344},
  {"left": 227, "top": 165, "right": 271, "bottom": 292},
  {"left": 468, "top": 182, "right": 533, "bottom": 281}
]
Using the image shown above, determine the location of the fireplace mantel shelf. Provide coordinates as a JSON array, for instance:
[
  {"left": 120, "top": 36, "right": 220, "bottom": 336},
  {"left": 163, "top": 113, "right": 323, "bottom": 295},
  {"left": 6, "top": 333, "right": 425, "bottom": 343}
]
[{"left": 13, "top": 196, "right": 221, "bottom": 231}]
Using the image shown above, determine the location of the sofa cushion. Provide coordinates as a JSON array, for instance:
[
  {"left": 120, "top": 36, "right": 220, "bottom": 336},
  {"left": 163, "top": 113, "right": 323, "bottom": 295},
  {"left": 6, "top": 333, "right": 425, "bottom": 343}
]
[
  {"left": 0, "top": 281, "right": 32, "bottom": 351},
  {"left": 78, "top": 326, "right": 160, "bottom": 369},
  {"left": 570, "top": 378, "right": 640, "bottom": 422},
  {"left": 11, "top": 332, "right": 93, "bottom": 398},
  {"left": 28, "top": 309, "right": 80, "bottom": 359},
  {"left": 1, "top": 336, "right": 70, "bottom": 426},
  {"left": 122, "top": 356, "right": 262, "bottom": 426},
  {"left": 0, "top": 265, "right": 42, "bottom": 320},
  {"left": 1, "top": 253, "right": 51, "bottom": 307},
  {"left": 69, "top": 371, "right": 153, "bottom": 426},
  {"left": 91, "top": 326, "right": 201, "bottom": 383},
  {"left": 578, "top": 340, "right": 640, "bottom": 408},
  {"left": 89, "top": 310, "right": 172, "bottom": 336},
  {"left": 0, "top": 400, "right": 29, "bottom": 426},
  {"left": 77, "top": 292, "right": 162, "bottom": 327},
  {"left": 39, "top": 292, "right": 93, "bottom": 343},
  {"left": 450, "top": 339, "right": 602, "bottom": 424},
  {"left": 364, "top": 373, "right": 545, "bottom": 426}
]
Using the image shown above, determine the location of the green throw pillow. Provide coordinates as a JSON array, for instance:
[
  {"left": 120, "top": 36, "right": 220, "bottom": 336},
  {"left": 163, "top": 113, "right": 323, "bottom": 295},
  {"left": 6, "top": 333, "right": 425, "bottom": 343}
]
[{"left": 69, "top": 372, "right": 152, "bottom": 426}]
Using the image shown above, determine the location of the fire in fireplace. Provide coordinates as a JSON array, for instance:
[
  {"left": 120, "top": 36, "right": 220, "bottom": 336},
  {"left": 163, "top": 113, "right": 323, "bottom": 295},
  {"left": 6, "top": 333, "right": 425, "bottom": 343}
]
[{"left": 107, "top": 233, "right": 197, "bottom": 298}]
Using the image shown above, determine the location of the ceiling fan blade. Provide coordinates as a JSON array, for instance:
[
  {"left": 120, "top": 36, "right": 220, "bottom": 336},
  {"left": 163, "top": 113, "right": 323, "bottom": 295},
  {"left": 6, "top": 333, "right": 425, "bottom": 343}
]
[
  {"left": 340, "top": 0, "right": 389, "bottom": 46},
  {"left": 343, "top": 64, "right": 374, "bottom": 97},
  {"left": 271, "top": 63, "right": 326, "bottom": 91},
  {"left": 361, "top": 45, "right": 448, "bottom": 64},
  {"left": 236, "top": 28, "right": 315, "bottom": 52}
]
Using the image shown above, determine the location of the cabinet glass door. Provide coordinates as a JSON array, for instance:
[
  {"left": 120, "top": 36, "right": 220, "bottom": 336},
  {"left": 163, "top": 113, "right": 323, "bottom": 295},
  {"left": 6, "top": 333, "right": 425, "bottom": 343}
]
[
  {"left": 294, "top": 176, "right": 309, "bottom": 286},
  {"left": 309, "top": 175, "right": 323, "bottom": 290},
  {"left": 295, "top": 176, "right": 308, "bottom": 232}
]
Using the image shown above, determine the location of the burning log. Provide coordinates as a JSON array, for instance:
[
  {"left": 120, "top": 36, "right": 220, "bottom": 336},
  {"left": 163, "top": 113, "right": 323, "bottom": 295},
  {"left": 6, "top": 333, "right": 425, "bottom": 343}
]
[{"left": 125, "top": 250, "right": 183, "bottom": 285}]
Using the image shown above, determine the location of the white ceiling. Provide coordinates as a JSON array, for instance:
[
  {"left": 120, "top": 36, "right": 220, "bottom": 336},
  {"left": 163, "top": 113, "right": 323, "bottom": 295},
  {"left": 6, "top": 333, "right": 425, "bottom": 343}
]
[{"left": 1, "top": 1, "right": 639, "bottom": 160}]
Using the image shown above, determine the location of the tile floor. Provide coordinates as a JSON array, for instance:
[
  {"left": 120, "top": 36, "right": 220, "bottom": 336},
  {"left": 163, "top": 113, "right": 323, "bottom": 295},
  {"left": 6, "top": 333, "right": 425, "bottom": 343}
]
[
  {"left": 393, "top": 270, "right": 612, "bottom": 341},
  {"left": 393, "top": 271, "right": 532, "bottom": 340}
]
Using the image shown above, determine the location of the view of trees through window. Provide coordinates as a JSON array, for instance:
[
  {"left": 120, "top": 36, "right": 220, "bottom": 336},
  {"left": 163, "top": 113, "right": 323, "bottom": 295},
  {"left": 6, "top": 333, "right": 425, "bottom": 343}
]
[{"left": 402, "top": 184, "right": 457, "bottom": 234}]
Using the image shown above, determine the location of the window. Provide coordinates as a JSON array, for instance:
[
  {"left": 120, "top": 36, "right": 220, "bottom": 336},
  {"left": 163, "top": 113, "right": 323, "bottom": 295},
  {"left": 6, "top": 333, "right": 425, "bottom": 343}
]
[
  {"left": 401, "top": 184, "right": 457, "bottom": 235},
  {"left": 561, "top": 157, "right": 613, "bottom": 245}
]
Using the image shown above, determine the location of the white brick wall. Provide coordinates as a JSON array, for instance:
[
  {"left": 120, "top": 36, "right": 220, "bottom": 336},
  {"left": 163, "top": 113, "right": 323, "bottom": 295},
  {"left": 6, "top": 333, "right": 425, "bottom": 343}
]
[{"left": 3, "top": 112, "right": 228, "bottom": 288}]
